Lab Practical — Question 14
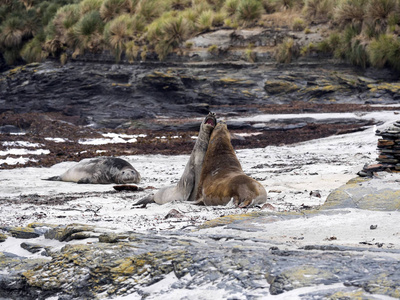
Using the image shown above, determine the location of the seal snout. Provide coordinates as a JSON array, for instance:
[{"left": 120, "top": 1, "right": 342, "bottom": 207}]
[
  {"left": 120, "top": 169, "right": 141, "bottom": 183},
  {"left": 204, "top": 112, "right": 217, "bottom": 128}
]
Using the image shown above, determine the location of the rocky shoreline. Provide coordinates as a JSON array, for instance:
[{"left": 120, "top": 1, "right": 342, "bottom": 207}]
[{"left": 1, "top": 188, "right": 400, "bottom": 299}]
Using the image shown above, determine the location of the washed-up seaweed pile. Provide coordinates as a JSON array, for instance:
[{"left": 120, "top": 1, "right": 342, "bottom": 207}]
[{"left": 359, "top": 121, "right": 400, "bottom": 176}]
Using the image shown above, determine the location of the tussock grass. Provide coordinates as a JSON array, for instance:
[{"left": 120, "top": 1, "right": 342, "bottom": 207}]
[
  {"left": 237, "top": 0, "right": 264, "bottom": 25},
  {"left": 0, "top": 0, "right": 400, "bottom": 71},
  {"left": 275, "top": 37, "right": 299, "bottom": 63},
  {"left": 303, "top": 0, "right": 336, "bottom": 23},
  {"left": 223, "top": 0, "right": 239, "bottom": 16},
  {"left": 100, "top": 0, "right": 132, "bottom": 22},
  {"left": 0, "top": 17, "right": 23, "bottom": 48},
  {"left": 21, "top": 32, "right": 48, "bottom": 63},
  {"left": 368, "top": 33, "right": 400, "bottom": 71},
  {"left": 79, "top": 0, "right": 103, "bottom": 15},
  {"left": 196, "top": 9, "right": 214, "bottom": 31},
  {"left": 334, "top": 0, "right": 367, "bottom": 28}
]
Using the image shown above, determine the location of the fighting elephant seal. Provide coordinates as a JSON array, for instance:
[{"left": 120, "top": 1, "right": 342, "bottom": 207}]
[
  {"left": 196, "top": 122, "right": 267, "bottom": 207},
  {"left": 134, "top": 112, "right": 217, "bottom": 205},
  {"left": 45, "top": 157, "right": 141, "bottom": 184}
]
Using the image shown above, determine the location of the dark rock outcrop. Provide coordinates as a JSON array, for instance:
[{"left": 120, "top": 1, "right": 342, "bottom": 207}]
[{"left": 1, "top": 59, "right": 399, "bottom": 129}]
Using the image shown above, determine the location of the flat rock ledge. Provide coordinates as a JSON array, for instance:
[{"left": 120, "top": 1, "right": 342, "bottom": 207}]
[
  {"left": 1, "top": 175, "right": 400, "bottom": 299},
  {"left": 325, "top": 172, "right": 400, "bottom": 211}
]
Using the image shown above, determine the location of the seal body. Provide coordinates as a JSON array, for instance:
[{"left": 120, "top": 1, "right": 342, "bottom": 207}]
[
  {"left": 45, "top": 157, "right": 141, "bottom": 184},
  {"left": 196, "top": 123, "right": 267, "bottom": 207},
  {"left": 148, "top": 112, "right": 217, "bottom": 205}
]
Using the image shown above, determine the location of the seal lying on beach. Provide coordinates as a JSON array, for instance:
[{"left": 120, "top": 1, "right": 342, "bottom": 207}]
[
  {"left": 133, "top": 112, "right": 217, "bottom": 205},
  {"left": 45, "top": 157, "right": 141, "bottom": 184},
  {"left": 195, "top": 122, "right": 267, "bottom": 207}
]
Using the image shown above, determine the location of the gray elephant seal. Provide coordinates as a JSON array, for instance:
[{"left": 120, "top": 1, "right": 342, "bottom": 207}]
[
  {"left": 45, "top": 157, "right": 141, "bottom": 184},
  {"left": 195, "top": 122, "right": 267, "bottom": 207},
  {"left": 134, "top": 112, "right": 217, "bottom": 206}
]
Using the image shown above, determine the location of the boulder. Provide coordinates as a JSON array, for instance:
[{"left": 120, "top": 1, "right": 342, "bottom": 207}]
[{"left": 324, "top": 175, "right": 400, "bottom": 210}]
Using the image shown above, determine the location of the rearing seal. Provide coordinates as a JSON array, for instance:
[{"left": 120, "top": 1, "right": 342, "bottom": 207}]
[
  {"left": 134, "top": 112, "right": 217, "bottom": 205},
  {"left": 45, "top": 157, "right": 141, "bottom": 184},
  {"left": 196, "top": 122, "right": 267, "bottom": 207}
]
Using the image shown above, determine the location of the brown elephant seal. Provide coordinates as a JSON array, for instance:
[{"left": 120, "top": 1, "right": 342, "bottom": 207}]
[
  {"left": 133, "top": 112, "right": 217, "bottom": 206},
  {"left": 44, "top": 157, "right": 141, "bottom": 184},
  {"left": 196, "top": 122, "right": 267, "bottom": 207}
]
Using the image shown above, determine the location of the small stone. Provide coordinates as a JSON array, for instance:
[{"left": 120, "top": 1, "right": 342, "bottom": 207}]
[
  {"left": 309, "top": 190, "right": 321, "bottom": 198},
  {"left": 20, "top": 242, "right": 45, "bottom": 254},
  {"left": 5, "top": 226, "right": 40, "bottom": 239},
  {"left": 357, "top": 170, "right": 371, "bottom": 177},
  {"left": 0, "top": 233, "right": 8, "bottom": 242},
  {"left": 370, "top": 225, "right": 378, "bottom": 230},
  {"left": 261, "top": 203, "right": 276, "bottom": 210},
  {"left": 164, "top": 209, "right": 184, "bottom": 219},
  {"left": 377, "top": 157, "right": 399, "bottom": 163},
  {"left": 99, "top": 233, "right": 129, "bottom": 243},
  {"left": 381, "top": 149, "right": 400, "bottom": 154},
  {"left": 378, "top": 139, "right": 395, "bottom": 147}
]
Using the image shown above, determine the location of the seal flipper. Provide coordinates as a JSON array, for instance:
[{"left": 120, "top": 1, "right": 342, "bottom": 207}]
[
  {"left": 132, "top": 194, "right": 156, "bottom": 207},
  {"left": 193, "top": 198, "right": 206, "bottom": 206},
  {"left": 77, "top": 178, "right": 91, "bottom": 184},
  {"left": 42, "top": 176, "right": 62, "bottom": 181}
]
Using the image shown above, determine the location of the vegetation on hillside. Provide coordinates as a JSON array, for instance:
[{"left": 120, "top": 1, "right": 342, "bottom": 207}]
[{"left": 1, "top": 0, "right": 400, "bottom": 72}]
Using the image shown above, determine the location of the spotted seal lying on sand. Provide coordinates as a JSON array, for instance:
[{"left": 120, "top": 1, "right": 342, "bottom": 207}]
[
  {"left": 45, "top": 157, "right": 141, "bottom": 184},
  {"left": 134, "top": 112, "right": 217, "bottom": 205},
  {"left": 195, "top": 122, "right": 267, "bottom": 207}
]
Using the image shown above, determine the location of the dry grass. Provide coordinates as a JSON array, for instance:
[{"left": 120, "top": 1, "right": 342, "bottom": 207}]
[{"left": 260, "top": 10, "right": 303, "bottom": 28}]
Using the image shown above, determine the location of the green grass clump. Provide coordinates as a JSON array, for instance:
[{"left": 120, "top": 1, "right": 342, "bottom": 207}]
[
  {"left": 334, "top": 0, "right": 367, "bottom": 28},
  {"left": 100, "top": 0, "right": 132, "bottom": 22},
  {"left": 245, "top": 47, "right": 256, "bottom": 62},
  {"left": 0, "top": 17, "right": 24, "bottom": 49},
  {"left": 21, "top": 32, "right": 48, "bottom": 63},
  {"left": 125, "top": 40, "right": 139, "bottom": 62},
  {"left": 79, "top": 0, "right": 103, "bottom": 15},
  {"left": 237, "top": 0, "right": 264, "bottom": 25},
  {"left": 275, "top": 37, "right": 300, "bottom": 63},
  {"left": 103, "top": 14, "right": 130, "bottom": 62},
  {"left": 365, "top": 0, "right": 397, "bottom": 34},
  {"left": 207, "top": 44, "right": 218, "bottom": 54},
  {"left": 136, "top": 0, "right": 164, "bottom": 23},
  {"left": 147, "top": 14, "right": 192, "bottom": 60},
  {"left": 223, "top": 0, "right": 239, "bottom": 16},
  {"left": 303, "top": 0, "right": 335, "bottom": 23},
  {"left": 196, "top": 10, "right": 214, "bottom": 31},
  {"left": 73, "top": 10, "right": 104, "bottom": 54},
  {"left": 368, "top": 33, "right": 400, "bottom": 71},
  {"left": 292, "top": 17, "right": 305, "bottom": 31},
  {"left": 168, "top": 0, "right": 191, "bottom": 10}
]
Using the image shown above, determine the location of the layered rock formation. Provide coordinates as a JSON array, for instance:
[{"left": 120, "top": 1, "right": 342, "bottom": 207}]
[{"left": 1, "top": 59, "right": 399, "bottom": 129}]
